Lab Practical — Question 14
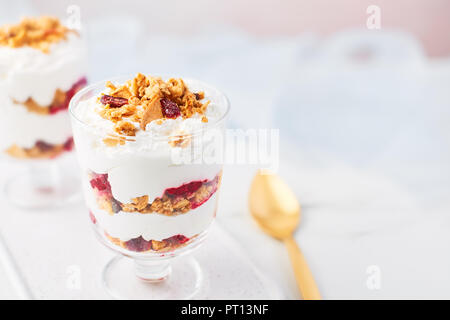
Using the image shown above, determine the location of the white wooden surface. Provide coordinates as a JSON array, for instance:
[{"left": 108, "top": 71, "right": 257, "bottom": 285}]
[
  {"left": 0, "top": 159, "right": 283, "bottom": 299},
  {"left": 0, "top": 23, "right": 450, "bottom": 299}
]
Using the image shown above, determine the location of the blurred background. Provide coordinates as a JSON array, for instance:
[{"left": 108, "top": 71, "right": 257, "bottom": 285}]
[{"left": 1, "top": 0, "right": 450, "bottom": 298}]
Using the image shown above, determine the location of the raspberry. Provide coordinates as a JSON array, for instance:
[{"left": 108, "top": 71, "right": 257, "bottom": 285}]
[
  {"left": 125, "top": 236, "right": 152, "bottom": 252},
  {"left": 100, "top": 95, "right": 128, "bottom": 108},
  {"left": 160, "top": 98, "right": 181, "bottom": 118}
]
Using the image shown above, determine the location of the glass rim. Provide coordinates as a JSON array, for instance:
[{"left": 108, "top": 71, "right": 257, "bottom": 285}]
[{"left": 68, "top": 75, "right": 230, "bottom": 141}]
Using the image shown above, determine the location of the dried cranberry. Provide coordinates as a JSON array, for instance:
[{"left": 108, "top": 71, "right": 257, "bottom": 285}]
[
  {"left": 125, "top": 236, "right": 152, "bottom": 252},
  {"left": 100, "top": 95, "right": 128, "bottom": 108},
  {"left": 89, "top": 174, "right": 110, "bottom": 191},
  {"left": 165, "top": 180, "right": 204, "bottom": 197},
  {"left": 50, "top": 77, "right": 87, "bottom": 114},
  {"left": 35, "top": 140, "right": 54, "bottom": 152},
  {"left": 111, "top": 199, "right": 122, "bottom": 213},
  {"left": 160, "top": 98, "right": 181, "bottom": 118},
  {"left": 164, "top": 235, "right": 189, "bottom": 245},
  {"left": 63, "top": 137, "right": 74, "bottom": 151}
]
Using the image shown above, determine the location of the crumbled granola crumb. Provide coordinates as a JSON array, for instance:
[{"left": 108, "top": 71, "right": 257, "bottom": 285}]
[
  {"left": 0, "top": 16, "right": 76, "bottom": 53},
  {"left": 168, "top": 134, "right": 191, "bottom": 148},
  {"left": 97, "top": 73, "right": 211, "bottom": 137},
  {"left": 114, "top": 121, "right": 136, "bottom": 136},
  {"left": 103, "top": 136, "right": 126, "bottom": 147}
]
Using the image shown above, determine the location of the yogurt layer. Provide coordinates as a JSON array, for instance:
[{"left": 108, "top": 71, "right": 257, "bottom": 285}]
[
  {"left": 90, "top": 193, "right": 218, "bottom": 241},
  {"left": 0, "top": 99, "right": 73, "bottom": 149}
]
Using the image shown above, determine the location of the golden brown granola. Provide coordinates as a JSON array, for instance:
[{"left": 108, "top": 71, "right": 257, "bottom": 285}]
[
  {"left": 114, "top": 120, "right": 137, "bottom": 136},
  {"left": 0, "top": 16, "right": 76, "bottom": 53},
  {"left": 13, "top": 88, "right": 66, "bottom": 115},
  {"left": 102, "top": 136, "right": 126, "bottom": 147},
  {"left": 6, "top": 140, "right": 67, "bottom": 159},
  {"left": 94, "top": 172, "right": 222, "bottom": 216},
  {"left": 98, "top": 73, "right": 209, "bottom": 136},
  {"left": 104, "top": 232, "right": 196, "bottom": 253}
]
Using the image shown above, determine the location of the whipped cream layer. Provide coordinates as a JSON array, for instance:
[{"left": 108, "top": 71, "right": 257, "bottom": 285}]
[
  {"left": 0, "top": 33, "right": 87, "bottom": 106},
  {"left": 0, "top": 100, "right": 73, "bottom": 149},
  {"left": 90, "top": 193, "right": 218, "bottom": 241},
  {"left": 73, "top": 79, "right": 227, "bottom": 203}
]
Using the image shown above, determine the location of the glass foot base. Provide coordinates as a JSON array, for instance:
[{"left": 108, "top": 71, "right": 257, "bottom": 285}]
[
  {"left": 102, "top": 255, "right": 204, "bottom": 299},
  {"left": 4, "top": 169, "right": 81, "bottom": 209}
]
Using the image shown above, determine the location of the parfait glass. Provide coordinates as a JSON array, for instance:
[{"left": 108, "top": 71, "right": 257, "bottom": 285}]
[
  {"left": 0, "top": 17, "right": 88, "bottom": 209},
  {"left": 69, "top": 77, "right": 229, "bottom": 299}
]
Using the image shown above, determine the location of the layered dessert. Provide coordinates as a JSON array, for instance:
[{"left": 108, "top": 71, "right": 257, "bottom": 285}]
[
  {"left": 0, "top": 16, "right": 87, "bottom": 159},
  {"left": 71, "top": 74, "right": 227, "bottom": 254}
]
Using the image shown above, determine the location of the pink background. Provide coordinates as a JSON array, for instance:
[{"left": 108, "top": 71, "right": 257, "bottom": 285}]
[{"left": 32, "top": 0, "right": 450, "bottom": 57}]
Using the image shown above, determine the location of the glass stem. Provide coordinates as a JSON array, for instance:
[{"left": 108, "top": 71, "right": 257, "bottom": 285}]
[
  {"left": 133, "top": 259, "right": 172, "bottom": 282},
  {"left": 28, "top": 161, "right": 62, "bottom": 192}
]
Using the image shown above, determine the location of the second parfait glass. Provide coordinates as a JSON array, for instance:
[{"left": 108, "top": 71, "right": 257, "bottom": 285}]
[
  {"left": 69, "top": 76, "right": 229, "bottom": 299},
  {"left": 0, "top": 16, "right": 87, "bottom": 208}
]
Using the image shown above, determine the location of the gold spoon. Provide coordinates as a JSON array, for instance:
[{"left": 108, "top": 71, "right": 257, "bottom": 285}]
[{"left": 249, "top": 171, "right": 321, "bottom": 300}]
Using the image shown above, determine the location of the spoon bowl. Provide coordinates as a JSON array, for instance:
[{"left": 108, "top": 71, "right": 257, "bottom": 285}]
[
  {"left": 249, "top": 171, "right": 321, "bottom": 300},
  {"left": 249, "top": 172, "right": 300, "bottom": 239}
]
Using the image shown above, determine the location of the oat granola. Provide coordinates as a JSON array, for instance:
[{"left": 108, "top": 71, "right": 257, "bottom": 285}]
[
  {"left": 12, "top": 78, "right": 87, "bottom": 115},
  {"left": 6, "top": 137, "right": 74, "bottom": 159},
  {"left": 97, "top": 74, "right": 210, "bottom": 137},
  {"left": 89, "top": 171, "right": 222, "bottom": 216},
  {"left": 0, "top": 16, "right": 76, "bottom": 53},
  {"left": 104, "top": 232, "right": 194, "bottom": 253}
]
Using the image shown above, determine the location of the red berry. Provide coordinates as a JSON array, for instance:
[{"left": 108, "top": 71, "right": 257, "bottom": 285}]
[
  {"left": 125, "top": 236, "right": 152, "bottom": 252},
  {"left": 50, "top": 77, "right": 87, "bottom": 114},
  {"left": 35, "top": 140, "right": 54, "bottom": 152},
  {"left": 160, "top": 98, "right": 181, "bottom": 118},
  {"left": 100, "top": 95, "right": 128, "bottom": 108},
  {"left": 165, "top": 180, "right": 204, "bottom": 197},
  {"left": 164, "top": 234, "right": 189, "bottom": 245},
  {"left": 111, "top": 199, "right": 122, "bottom": 213},
  {"left": 63, "top": 137, "right": 74, "bottom": 151}
]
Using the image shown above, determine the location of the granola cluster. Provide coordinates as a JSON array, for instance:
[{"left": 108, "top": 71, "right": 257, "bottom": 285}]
[
  {"left": 0, "top": 16, "right": 75, "bottom": 53},
  {"left": 6, "top": 137, "right": 74, "bottom": 159},
  {"left": 98, "top": 73, "right": 210, "bottom": 138},
  {"left": 105, "top": 232, "right": 193, "bottom": 253},
  {"left": 89, "top": 171, "right": 221, "bottom": 216},
  {"left": 14, "top": 78, "right": 87, "bottom": 115}
]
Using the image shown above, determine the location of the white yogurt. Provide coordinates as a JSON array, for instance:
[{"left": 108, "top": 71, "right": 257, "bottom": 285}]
[{"left": 91, "top": 194, "right": 218, "bottom": 241}]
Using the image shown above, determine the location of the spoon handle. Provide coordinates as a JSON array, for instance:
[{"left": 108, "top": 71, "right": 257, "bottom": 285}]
[{"left": 284, "top": 236, "right": 321, "bottom": 300}]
